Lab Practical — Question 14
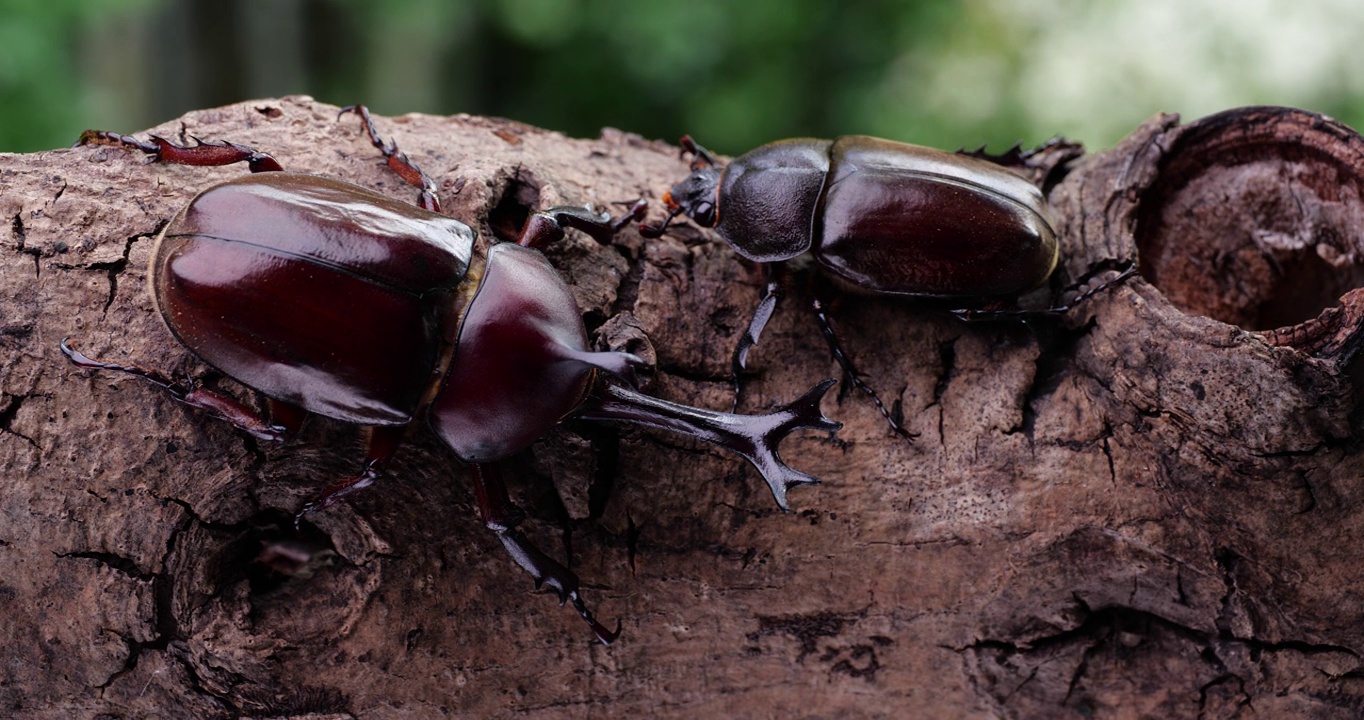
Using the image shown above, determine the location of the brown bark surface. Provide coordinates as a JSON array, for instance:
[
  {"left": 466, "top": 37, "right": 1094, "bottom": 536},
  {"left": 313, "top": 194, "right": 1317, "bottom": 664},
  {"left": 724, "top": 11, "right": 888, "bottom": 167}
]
[{"left": 3, "top": 97, "right": 1363, "bottom": 718}]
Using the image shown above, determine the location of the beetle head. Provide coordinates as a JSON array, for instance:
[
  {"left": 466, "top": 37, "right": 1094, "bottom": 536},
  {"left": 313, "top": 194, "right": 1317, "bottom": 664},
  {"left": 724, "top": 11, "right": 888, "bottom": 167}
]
[
  {"left": 664, "top": 168, "right": 721, "bottom": 226},
  {"left": 641, "top": 137, "right": 722, "bottom": 237}
]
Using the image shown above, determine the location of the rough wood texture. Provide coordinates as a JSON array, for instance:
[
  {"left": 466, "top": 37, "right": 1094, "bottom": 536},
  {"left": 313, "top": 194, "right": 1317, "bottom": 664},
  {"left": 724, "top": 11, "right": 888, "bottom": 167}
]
[{"left": 3, "top": 98, "right": 1363, "bottom": 718}]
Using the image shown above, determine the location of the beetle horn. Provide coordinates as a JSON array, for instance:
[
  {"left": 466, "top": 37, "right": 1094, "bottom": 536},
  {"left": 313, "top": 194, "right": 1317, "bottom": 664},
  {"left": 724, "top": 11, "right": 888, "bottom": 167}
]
[
  {"left": 575, "top": 378, "right": 842, "bottom": 510},
  {"left": 563, "top": 348, "right": 645, "bottom": 388}
]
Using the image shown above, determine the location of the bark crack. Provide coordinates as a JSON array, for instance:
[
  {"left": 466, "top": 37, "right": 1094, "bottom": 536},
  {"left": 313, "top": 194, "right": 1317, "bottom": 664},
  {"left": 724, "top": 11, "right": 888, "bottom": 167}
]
[
  {"left": 746, "top": 608, "right": 887, "bottom": 682},
  {"left": 12, "top": 212, "right": 39, "bottom": 277},
  {"left": 101, "top": 234, "right": 144, "bottom": 314},
  {"left": 955, "top": 592, "right": 1361, "bottom": 712},
  {"left": 930, "top": 336, "right": 958, "bottom": 444},
  {"left": 0, "top": 393, "right": 39, "bottom": 449},
  {"left": 50, "top": 230, "right": 153, "bottom": 314},
  {"left": 1197, "top": 673, "right": 1250, "bottom": 719},
  {"left": 656, "top": 361, "right": 732, "bottom": 385},
  {"left": 54, "top": 550, "right": 153, "bottom": 581}
]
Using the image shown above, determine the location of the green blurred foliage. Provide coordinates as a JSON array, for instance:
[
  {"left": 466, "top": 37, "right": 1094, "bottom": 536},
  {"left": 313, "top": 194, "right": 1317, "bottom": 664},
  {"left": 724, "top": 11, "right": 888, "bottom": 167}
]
[
  {"left": 4, "top": 0, "right": 1364, "bottom": 155},
  {"left": 0, "top": 0, "right": 159, "bottom": 153}
]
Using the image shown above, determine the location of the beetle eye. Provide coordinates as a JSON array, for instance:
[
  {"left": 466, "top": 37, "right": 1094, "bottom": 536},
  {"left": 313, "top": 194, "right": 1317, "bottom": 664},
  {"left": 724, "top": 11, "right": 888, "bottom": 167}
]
[{"left": 693, "top": 201, "right": 716, "bottom": 226}]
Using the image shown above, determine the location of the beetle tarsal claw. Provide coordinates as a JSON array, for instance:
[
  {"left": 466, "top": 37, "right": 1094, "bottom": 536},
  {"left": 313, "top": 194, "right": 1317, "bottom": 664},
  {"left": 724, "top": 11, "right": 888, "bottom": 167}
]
[
  {"left": 496, "top": 529, "right": 619, "bottom": 644},
  {"left": 569, "top": 592, "right": 622, "bottom": 645}
]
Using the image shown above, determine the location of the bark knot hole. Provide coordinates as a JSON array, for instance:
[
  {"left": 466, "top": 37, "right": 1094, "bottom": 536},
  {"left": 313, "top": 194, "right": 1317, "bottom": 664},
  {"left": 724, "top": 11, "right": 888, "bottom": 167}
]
[
  {"left": 489, "top": 170, "right": 542, "bottom": 243},
  {"left": 1134, "top": 106, "right": 1364, "bottom": 331}
]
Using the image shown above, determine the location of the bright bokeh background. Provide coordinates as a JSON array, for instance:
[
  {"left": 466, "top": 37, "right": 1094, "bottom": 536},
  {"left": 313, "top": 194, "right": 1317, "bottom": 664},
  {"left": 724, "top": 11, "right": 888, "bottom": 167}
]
[{"left": 4, "top": 0, "right": 1363, "bottom": 155}]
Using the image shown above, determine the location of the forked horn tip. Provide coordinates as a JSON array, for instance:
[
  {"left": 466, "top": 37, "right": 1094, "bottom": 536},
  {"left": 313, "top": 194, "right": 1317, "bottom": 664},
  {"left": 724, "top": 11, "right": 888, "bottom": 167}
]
[{"left": 788, "top": 378, "right": 842, "bottom": 432}]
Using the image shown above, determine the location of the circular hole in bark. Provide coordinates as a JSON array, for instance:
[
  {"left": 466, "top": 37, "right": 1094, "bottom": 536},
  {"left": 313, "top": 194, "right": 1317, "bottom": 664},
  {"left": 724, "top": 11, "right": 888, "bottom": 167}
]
[
  {"left": 1135, "top": 107, "right": 1364, "bottom": 330},
  {"left": 488, "top": 172, "right": 542, "bottom": 242},
  {"left": 238, "top": 509, "right": 336, "bottom": 595}
]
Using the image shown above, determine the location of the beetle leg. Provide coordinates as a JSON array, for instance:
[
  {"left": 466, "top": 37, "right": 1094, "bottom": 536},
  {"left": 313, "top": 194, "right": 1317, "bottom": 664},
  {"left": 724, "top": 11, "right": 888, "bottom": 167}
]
[
  {"left": 514, "top": 200, "right": 648, "bottom": 249},
  {"left": 950, "top": 260, "right": 1137, "bottom": 321},
  {"left": 75, "top": 130, "right": 283, "bottom": 173},
  {"left": 810, "top": 298, "right": 917, "bottom": 440},
  {"left": 958, "top": 137, "right": 1086, "bottom": 190},
  {"left": 338, "top": 105, "right": 441, "bottom": 212},
  {"left": 60, "top": 339, "right": 287, "bottom": 441},
  {"left": 731, "top": 264, "right": 784, "bottom": 412},
  {"left": 576, "top": 378, "right": 842, "bottom": 511},
  {"left": 679, "top": 135, "right": 718, "bottom": 169},
  {"left": 639, "top": 205, "right": 683, "bottom": 238},
  {"left": 1045, "top": 260, "right": 1139, "bottom": 313},
  {"left": 294, "top": 424, "right": 407, "bottom": 526},
  {"left": 265, "top": 399, "right": 308, "bottom": 440},
  {"left": 471, "top": 463, "right": 621, "bottom": 645}
]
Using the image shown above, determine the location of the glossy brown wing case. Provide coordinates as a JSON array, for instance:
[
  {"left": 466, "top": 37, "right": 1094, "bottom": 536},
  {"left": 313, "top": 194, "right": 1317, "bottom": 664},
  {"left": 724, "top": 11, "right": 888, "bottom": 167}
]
[{"left": 152, "top": 173, "right": 475, "bottom": 425}]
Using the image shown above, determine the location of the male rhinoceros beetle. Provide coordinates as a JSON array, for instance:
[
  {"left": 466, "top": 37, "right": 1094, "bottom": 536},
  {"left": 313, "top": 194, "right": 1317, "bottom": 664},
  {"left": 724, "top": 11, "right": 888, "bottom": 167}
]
[
  {"left": 643, "top": 135, "right": 1132, "bottom": 436},
  {"left": 63, "top": 108, "right": 840, "bottom": 644}
]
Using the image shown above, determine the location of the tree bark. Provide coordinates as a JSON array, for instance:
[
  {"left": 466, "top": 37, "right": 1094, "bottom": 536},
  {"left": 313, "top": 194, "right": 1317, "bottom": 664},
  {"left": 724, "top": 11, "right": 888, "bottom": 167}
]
[{"left": 3, "top": 97, "right": 1363, "bottom": 718}]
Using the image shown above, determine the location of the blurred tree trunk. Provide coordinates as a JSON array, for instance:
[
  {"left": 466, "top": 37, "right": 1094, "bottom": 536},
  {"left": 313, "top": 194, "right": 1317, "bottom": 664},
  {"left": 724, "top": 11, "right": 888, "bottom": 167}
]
[{"left": 3, "top": 98, "right": 1363, "bottom": 719}]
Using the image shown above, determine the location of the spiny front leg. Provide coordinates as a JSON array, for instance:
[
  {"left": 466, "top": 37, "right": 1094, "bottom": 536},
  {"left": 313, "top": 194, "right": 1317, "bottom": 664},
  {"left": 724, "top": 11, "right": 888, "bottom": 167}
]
[
  {"left": 515, "top": 200, "right": 649, "bottom": 249},
  {"left": 339, "top": 105, "right": 649, "bottom": 241},
  {"left": 60, "top": 339, "right": 289, "bottom": 441},
  {"left": 75, "top": 130, "right": 284, "bottom": 172},
  {"left": 731, "top": 264, "right": 783, "bottom": 413},
  {"left": 339, "top": 105, "right": 440, "bottom": 212}
]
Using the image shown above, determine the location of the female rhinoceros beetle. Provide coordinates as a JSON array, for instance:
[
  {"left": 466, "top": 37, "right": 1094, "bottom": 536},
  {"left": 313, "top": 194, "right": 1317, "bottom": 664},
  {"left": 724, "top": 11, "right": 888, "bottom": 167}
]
[
  {"left": 643, "top": 135, "right": 1133, "bottom": 436},
  {"left": 63, "top": 108, "right": 840, "bottom": 644}
]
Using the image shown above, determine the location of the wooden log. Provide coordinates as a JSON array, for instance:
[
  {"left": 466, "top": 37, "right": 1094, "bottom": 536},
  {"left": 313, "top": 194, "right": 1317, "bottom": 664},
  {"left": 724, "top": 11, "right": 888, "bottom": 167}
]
[{"left": 2, "top": 97, "right": 1362, "bottom": 718}]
